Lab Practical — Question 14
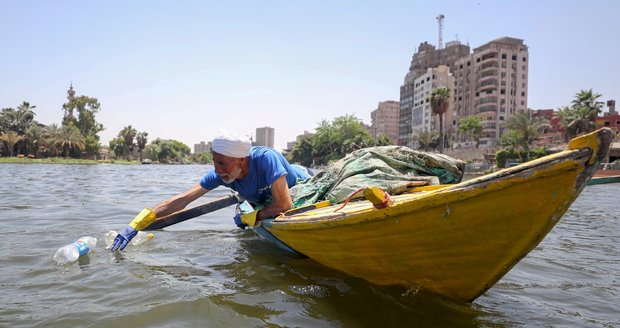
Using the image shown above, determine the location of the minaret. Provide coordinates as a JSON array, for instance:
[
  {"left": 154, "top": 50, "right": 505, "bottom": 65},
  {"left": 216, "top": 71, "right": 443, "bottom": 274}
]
[
  {"left": 63, "top": 83, "right": 76, "bottom": 122},
  {"left": 67, "top": 82, "right": 75, "bottom": 101}
]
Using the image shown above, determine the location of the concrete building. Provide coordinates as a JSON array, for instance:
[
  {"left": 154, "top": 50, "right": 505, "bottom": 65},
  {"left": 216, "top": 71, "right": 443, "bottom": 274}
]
[
  {"left": 596, "top": 100, "right": 620, "bottom": 135},
  {"left": 371, "top": 100, "right": 400, "bottom": 144},
  {"left": 255, "top": 126, "right": 275, "bottom": 148},
  {"left": 452, "top": 37, "right": 529, "bottom": 147},
  {"left": 398, "top": 76, "right": 415, "bottom": 145},
  {"left": 411, "top": 65, "right": 454, "bottom": 144},
  {"left": 283, "top": 131, "right": 314, "bottom": 157},
  {"left": 194, "top": 141, "right": 211, "bottom": 154},
  {"left": 532, "top": 109, "right": 563, "bottom": 145},
  {"left": 399, "top": 40, "right": 470, "bottom": 145},
  {"left": 408, "top": 41, "right": 471, "bottom": 78}
]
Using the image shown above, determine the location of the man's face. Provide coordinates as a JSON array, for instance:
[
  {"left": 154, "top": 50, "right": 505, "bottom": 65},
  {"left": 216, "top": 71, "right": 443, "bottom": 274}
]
[{"left": 212, "top": 152, "right": 244, "bottom": 183}]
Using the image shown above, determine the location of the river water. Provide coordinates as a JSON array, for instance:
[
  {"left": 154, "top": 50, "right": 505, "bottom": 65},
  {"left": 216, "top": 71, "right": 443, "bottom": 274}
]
[{"left": 0, "top": 164, "right": 618, "bottom": 327}]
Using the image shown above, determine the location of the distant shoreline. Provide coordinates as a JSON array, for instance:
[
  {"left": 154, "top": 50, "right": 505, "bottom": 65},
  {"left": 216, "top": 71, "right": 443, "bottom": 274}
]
[
  {"left": 0, "top": 157, "right": 139, "bottom": 165},
  {"left": 0, "top": 157, "right": 212, "bottom": 165}
]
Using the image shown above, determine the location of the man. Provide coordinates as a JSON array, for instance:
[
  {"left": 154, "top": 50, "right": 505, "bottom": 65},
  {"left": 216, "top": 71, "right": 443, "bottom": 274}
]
[{"left": 110, "top": 132, "right": 310, "bottom": 251}]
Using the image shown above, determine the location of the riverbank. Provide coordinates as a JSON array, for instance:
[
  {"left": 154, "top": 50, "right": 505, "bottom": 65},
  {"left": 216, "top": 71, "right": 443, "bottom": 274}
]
[{"left": 0, "top": 157, "right": 138, "bottom": 165}]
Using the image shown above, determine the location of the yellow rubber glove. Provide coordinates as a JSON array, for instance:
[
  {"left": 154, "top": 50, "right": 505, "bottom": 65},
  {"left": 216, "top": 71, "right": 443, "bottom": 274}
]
[
  {"left": 129, "top": 208, "right": 157, "bottom": 231},
  {"left": 240, "top": 210, "right": 259, "bottom": 227}
]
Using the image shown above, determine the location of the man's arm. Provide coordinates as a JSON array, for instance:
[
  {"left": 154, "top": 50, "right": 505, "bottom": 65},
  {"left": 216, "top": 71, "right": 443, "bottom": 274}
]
[
  {"left": 152, "top": 183, "right": 209, "bottom": 217},
  {"left": 111, "top": 183, "right": 209, "bottom": 251},
  {"left": 256, "top": 175, "right": 293, "bottom": 220}
]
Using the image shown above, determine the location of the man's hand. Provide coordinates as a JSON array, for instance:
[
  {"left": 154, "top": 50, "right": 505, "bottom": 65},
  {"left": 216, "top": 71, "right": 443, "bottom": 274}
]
[
  {"left": 233, "top": 214, "right": 247, "bottom": 229},
  {"left": 232, "top": 210, "right": 259, "bottom": 229},
  {"left": 110, "top": 225, "right": 138, "bottom": 251},
  {"left": 111, "top": 208, "right": 156, "bottom": 251}
]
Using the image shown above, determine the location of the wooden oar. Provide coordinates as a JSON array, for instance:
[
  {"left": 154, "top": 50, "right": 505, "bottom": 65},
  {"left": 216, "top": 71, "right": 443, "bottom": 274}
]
[{"left": 143, "top": 194, "right": 240, "bottom": 230}]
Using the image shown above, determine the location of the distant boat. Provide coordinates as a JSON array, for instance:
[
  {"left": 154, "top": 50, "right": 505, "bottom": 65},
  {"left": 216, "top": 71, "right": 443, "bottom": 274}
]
[
  {"left": 588, "top": 162, "right": 620, "bottom": 185},
  {"left": 588, "top": 175, "right": 620, "bottom": 185},
  {"left": 141, "top": 159, "right": 152, "bottom": 164},
  {"left": 255, "top": 128, "right": 613, "bottom": 302}
]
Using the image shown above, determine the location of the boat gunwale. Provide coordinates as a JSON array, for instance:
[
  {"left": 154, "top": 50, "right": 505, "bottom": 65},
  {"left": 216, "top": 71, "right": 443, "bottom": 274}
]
[{"left": 269, "top": 146, "right": 592, "bottom": 228}]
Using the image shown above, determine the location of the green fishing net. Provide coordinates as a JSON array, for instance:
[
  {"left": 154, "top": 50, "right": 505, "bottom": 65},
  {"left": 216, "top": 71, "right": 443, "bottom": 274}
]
[{"left": 290, "top": 146, "right": 465, "bottom": 207}]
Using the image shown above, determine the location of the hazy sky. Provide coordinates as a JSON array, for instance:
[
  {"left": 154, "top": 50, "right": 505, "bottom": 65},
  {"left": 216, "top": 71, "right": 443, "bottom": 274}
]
[{"left": 1, "top": 0, "right": 618, "bottom": 150}]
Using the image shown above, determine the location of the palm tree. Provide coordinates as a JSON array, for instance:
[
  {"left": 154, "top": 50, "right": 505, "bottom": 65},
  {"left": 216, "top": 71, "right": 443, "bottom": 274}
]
[
  {"left": 572, "top": 89, "right": 603, "bottom": 122},
  {"left": 556, "top": 89, "right": 603, "bottom": 141},
  {"left": 43, "top": 124, "right": 62, "bottom": 156},
  {"left": 0, "top": 107, "right": 17, "bottom": 133},
  {"left": 15, "top": 102, "right": 36, "bottom": 134},
  {"left": 24, "top": 124, "right": 46, "bottom": 157},
  {"left": 458, "top": 115, "right": 483, "bottom": 148},
  {"left": 505, "top": 110, "right": 549, "bottom": 160},
  {"left": 0, "top": 131, "right": 24, "bottom": 156},
  {"left": 136, "top": 131, "right": 148, "bottom": 162},
  {"left": 430, "top": 87, "right": 450, "bottom": 152},
  {"left": 51, "top": 125, "right": 86, "bottom": 158},
  {"left": 556, "top": 105, "right": 597, "bottom": 141},
  {"left": 119, "top": 125, "right": 137, "bottom": 160},
  {"left": 414, "top": 129, "right": 439, "bottom": 152}
]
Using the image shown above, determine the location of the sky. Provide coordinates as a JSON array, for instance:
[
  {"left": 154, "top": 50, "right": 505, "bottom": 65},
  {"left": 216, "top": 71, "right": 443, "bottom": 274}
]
[{"left": 1, "top": 0, "right": 619, "bottom": 151}]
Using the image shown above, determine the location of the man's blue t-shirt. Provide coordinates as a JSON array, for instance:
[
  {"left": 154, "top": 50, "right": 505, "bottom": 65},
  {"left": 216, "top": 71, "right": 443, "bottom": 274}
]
[{"left": 199, "top": 147, "right": 309, "bottom": 205}]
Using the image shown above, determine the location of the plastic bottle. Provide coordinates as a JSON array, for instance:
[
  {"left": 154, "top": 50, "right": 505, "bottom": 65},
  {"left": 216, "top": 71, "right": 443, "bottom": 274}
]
[
  {"left": 53, "top": 236, "right": 98, "bottom": 265},
  {"left": 105, "top": 230, "right": 154, "bottom": 249}
]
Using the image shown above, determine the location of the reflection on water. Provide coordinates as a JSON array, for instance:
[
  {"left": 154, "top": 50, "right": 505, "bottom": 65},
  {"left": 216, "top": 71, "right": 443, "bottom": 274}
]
[{"left": 0, "top": 164, "right": 618, "bottom": 327}]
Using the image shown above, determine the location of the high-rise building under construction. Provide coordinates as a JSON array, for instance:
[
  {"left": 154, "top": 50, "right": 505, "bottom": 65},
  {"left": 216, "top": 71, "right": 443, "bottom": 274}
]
[
  {"left": 399, "top": 41, "right": 470, "bottom": 145},
  {"left": 399, "top": 36, "right": 528, "bottom": 148}
]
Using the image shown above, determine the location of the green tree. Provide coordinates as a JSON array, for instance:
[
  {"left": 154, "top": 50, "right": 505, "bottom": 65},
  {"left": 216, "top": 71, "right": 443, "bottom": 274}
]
[
  {"left": 458, "top": 115, "right": 483, "bottom": 148},
  {"left": 572, "top": 89, "right": 603, "bottom": 122},
  {"left": 0, "top": 131, "right": 24, "bottom": 156},
  {"left": 0, "top": 108, "right": 12, "bottom": 134},
  {"left": 557, "top": 106, "right": 589, "bottom": 140},
  {"left": 62, "top": 95, "right": 103, "bottom": 157},
  {"left": 143, "top": 143, "right": 161, "bottom": 162},
  {"left": 0, "top": 107, "right": 17, "bottom": 133},
  {"left": 136, "top": 131, "right": 148, "bottom": 162},
  {"left": 43, "top": 124, "right": 62, "bottom": 156},
  {"left": 109, "top": 137, "right": 126, "bottom": 160},
  {"left": 24, "top": 124, "right": 47, "bottom": 157},
  {"left": 312, "top": 114, "right": 373, "bottom": 165},
  {"left": 430, "top": 87, "right": 450, "bottom": 153},
  {"left": 52, "top": 125, "right": 86, "bottom": 158},
  {"left": 118, "top": 125, "right": 137, "bottom": 160},
  {"left": 150, "top": 138, "right": 191, "bottom": 163},
  {"left": 413, "top": 129, "right": 439, "bottom": 152},
  {"left": 556, "top": 89, "right": 603, "bottom": 140},
  {"left": 504, "top": 110, "right": 549, "bottom": 160},
  {"left": 14, "top": 102, "right": 36, "bottom": 134},
  {"left": 192, "top": 152, "right": 212, "bottom": 164},
  {"left": 288, "top": 135, "right": 314, "bottom": 167},
  {"left": 373, "top": 133, "right": 393, "bottom": 146}
]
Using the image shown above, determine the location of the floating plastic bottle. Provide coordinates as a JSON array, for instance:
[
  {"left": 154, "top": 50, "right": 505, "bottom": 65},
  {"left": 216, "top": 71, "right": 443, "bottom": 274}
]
[
  {"left": 53, "top": 236, "right": 97, "bottom": 265},
  {"left": 105, "top": 230, "right": 154, "bottom": 249}
]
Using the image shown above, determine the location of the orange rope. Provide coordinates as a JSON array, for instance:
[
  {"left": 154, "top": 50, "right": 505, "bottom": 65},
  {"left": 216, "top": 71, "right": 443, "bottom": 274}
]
[{"left": 333, "top": 188, "right": 366, "bottom": 212}]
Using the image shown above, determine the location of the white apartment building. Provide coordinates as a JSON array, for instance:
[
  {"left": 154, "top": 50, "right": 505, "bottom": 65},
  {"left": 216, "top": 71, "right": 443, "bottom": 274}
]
[
  {"left": 255, "top": 127, "right": 275, "bottom": 148},
  {"left": 452, "top": 37, "right": 528, "bottom": 147},
  {"left": 411, "top": 65, "right": 454, "bottom": 141}
]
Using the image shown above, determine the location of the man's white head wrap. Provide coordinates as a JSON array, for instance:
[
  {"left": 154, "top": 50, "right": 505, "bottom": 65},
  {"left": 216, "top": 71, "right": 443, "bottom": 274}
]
[{"left": 212, "top": 131, "right": 251, "bottom": 158}]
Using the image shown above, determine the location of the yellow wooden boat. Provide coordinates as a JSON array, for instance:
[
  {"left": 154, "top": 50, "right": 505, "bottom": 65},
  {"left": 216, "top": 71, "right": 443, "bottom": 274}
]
[{"left": 257, "top": 128, "right": 613, "bottom": 302}]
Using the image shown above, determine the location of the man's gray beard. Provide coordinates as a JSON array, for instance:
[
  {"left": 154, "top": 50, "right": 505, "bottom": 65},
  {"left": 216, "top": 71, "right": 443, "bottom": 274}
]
[{"left": 219, "top": 166, "right": 241, "bottom": 184}]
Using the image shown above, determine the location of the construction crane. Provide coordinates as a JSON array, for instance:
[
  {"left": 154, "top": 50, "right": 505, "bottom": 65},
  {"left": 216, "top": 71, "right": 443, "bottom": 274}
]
[{"left": 437, "top": 14, "right": 445, "bottom": 49}]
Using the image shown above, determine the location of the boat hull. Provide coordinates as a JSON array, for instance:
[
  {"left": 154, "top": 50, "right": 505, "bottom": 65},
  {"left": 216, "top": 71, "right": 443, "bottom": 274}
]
[{"left": 261, "top": 129, "right": 613, "bottom": 302}]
